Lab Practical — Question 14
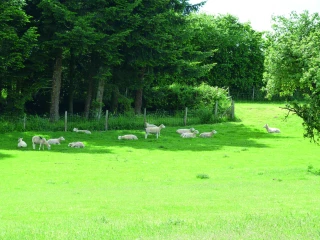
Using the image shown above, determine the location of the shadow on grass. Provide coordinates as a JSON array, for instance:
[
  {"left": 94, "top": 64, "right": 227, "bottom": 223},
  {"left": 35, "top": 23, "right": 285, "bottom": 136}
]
[
  {"left": 0, "top": 122, "right": 292, "bottom": 154},
  {"left": 0, "top": 152, "right": 14, "bottom": 159}
]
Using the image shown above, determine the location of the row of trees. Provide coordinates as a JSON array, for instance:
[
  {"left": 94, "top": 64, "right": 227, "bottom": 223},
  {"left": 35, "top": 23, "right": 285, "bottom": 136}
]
[
  {"left": 1, "top": 1, "right": 319, "bottom": 141},
  {"left": 1, "top": 0, "right": 264, "bottom": 120}
]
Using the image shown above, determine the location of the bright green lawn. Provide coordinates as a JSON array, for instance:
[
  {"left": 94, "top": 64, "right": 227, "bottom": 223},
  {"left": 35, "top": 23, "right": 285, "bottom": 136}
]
[{"left": 0, "top": 103, "right": 319, "bottom": 240}]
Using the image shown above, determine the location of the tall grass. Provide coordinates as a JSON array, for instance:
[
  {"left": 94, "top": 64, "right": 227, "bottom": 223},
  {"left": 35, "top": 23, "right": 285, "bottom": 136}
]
[
  {"left": 0, "top": 102, "right": 319, "bottom": 239},
  {"left": 0, "top": 107, "right": 234, "bottom": 132}
]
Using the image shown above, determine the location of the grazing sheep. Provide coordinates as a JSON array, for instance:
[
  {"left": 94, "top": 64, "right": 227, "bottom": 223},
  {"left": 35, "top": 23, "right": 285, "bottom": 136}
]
[
  {"left": 73, "top": 128, "right": 91, "bottom": 134},
  {"left": 68, "top": 142, "right": 85, "bottom": 148},
  {"left": 17, "top": 138, "right": 27, "bottom": 148},
  {"left": 47, "top": 136, "right": 65, "bottom": 145},
  {"left": 263, "top": 124, "right": 281, "bottom": 133},
  {"left": 181, "top": 130, "right": 199, "bottom": 138},
  {"left": 145, "top": 124, "right": 165, "bottom": 139},
  {"left": 118, "top": 134, "right": 138, "bottom": 140},
  {"left": 176, "top": 128, "right": 195, "bottom": 134},
  {"left": 199, "top": 130, "right": 217, "bottom": 138},
  {"left": 32, "top": 136, "right": 51, "bottom": 150}
]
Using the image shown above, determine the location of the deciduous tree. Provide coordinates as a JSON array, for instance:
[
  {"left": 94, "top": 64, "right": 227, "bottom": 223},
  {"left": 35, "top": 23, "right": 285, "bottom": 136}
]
[{"left": 263, "top": 11, "right": 320, "bottom": 143}]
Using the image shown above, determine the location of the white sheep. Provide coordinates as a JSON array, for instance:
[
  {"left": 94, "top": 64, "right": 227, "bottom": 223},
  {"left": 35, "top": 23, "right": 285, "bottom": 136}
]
[
  {"left": 17, "top": 138, "right": 27, "bottom": 148},
  {"left": 32, "top": 136, "right": 51, "bottom": 150},
  {"left": 73, "top": 128, "right": 91, "bottom": 134},
  {"left": 263, "top": 124, "right": 281, "bottom": 133},
  {"left": 145, "top": 124, "right": 165, "bottom": 139},
  {"left": 199, "top": 130, "right": 217, "bottom": 138},
  {"left": 47, "top": 136, "right": 65, "bottom": 145},
  {"left": 176, "top": 128, "right": 195, "bottom": 134},
  {"left": 181, "top": 130, "right": 199, "bottom": 138},
  {"left": 118, "top": 134, "right": 138, "bottom": 140},
  {"left": 145, "top": 123, "right": 164, "bottom": 136},
  {"left": 145, "top": 122, "right": 157, "bottom": 128},
  {"left": 68, "top": 142, "right": 85, "bottom": 148}
]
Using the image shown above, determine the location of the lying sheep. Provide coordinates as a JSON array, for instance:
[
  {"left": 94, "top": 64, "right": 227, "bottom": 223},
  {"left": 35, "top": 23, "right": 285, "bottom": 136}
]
[
  {"left": 47, "top": 136, "right": 65, "bottom": 145},
  {"left": 118, "top": 134, "right": 138, "bottom": 140},
  {"left": 68, "top": 142, "right": 85, "bottom": 148},
  {"left": 199, "top": 130, "right": 217, "bottom": 138},
  {"left": 181, "top": 130, "right": 199, "bottom": 138},
  {"left": 17, "top": 138, "right": 27, "bottom": 148},
  {"left": 263, "top": 124, "right": 280, "bottom": 133},
  {"left": 176, "top": 128, "right": 195, "bottom": 134},
  {"left": 145, "top": 124, "right": 165, "bottom": 139},
  {"left": 73, "top": 128, "right": 91, "bottom": 134},
  {"left": 32, "top": 136, "right": 51, "bottom": 150}
]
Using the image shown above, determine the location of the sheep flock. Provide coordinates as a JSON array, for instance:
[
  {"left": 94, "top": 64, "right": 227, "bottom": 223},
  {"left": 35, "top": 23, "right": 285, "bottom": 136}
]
[{"left": 15, "top": 121, "right": 280, "bottom": 149}]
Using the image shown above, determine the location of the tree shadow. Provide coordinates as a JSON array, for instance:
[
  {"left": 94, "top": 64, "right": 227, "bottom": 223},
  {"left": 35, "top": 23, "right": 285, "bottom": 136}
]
[
  {"left": 0, "top": 122, "right": 291, "bottom": 154},
  {"left": 0, "top": 152, "right": 14, "bottom": 160}
]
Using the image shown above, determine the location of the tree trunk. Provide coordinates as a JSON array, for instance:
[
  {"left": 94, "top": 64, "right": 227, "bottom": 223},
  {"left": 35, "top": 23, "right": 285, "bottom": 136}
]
[
  {"left": 134, "top": 88, "right": 143, "bottom": 115},
  {"left": 84, "top": 76, "right": 94, "bottom": 119},
  {"left": 111, "top": 86, "right": 119, "bottom": 113},
  {"left": 95, "top": 79, "right": 105, "bottom": 119},
  {"left": 134, "top": 67, "right": 145, "bottom": 115},
  {"left": 49, "top": 49, "right": 63, "bottom": 122}
]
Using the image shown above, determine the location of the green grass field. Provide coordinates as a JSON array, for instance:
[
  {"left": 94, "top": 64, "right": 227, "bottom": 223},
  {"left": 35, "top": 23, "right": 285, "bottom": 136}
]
[{"left": 1, "top": 103, "right": 319, "bottom": 240}]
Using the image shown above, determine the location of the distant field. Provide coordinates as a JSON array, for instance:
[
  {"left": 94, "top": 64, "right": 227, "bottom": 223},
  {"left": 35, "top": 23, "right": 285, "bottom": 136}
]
[{"left": 0, "top": 102, "right": 319, "bottom": 240}]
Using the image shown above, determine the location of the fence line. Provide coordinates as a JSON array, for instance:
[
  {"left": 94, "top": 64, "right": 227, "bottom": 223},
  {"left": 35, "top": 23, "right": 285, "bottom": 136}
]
[{"left": 0, "top": 101, "right": 235, "bottom": 132}]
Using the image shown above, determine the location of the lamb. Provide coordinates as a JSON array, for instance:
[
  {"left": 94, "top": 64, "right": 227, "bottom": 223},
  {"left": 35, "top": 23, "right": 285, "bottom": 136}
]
[
  {"left": 47, "top": 136, "right": 65, "bottom": 145},
  {"left": 68, "top": 142, "right": 85, "bottom": 148},
  {"left": 263, "top": 124, "right": 281, "bottom": 133},
  {"left": 73, "top": 128, "right": 91, "bottom": 134},
  {"left": 181, "top": 130, "right": 199, "bottom": 138},
  {"left": 118, "top": 134, "right": 138, "bottom": 140},
  {"left": 17, "top": 138, "right": 27, "bottom": 148},
  {"left": 176, "top": 128, "right": 195, "bottom": 134},
  {"left": 145, "top": 124, "right": 165, "bottom": 139},
  {"left": 199, "top": 130, "right": 218, "bottom": 138},
  {"left": 32, "top": 136, "right": 51, "bottom": 150}
]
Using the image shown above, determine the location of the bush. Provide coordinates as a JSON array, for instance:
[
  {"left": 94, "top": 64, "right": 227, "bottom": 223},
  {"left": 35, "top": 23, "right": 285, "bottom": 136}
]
[
  {"left": 196, "top": 107, "right": 213, "bottom": 124},
  {"left": 144, "top": 83, "right": 231, "bottom": 112}
]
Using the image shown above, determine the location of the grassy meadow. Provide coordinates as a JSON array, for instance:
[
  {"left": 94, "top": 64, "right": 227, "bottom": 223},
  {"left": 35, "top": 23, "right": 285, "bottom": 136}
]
[{"left": 0, "top": 102, "right": 319, "bottom": 239}]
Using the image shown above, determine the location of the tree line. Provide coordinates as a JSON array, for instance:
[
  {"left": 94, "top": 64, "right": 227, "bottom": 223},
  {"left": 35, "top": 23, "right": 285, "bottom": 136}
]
[
  {"left": 0, "top": 0, "right": 264, "bottom": 119},
  {"left": 1, "top": 1, "right": 319, "bottom": 142}
]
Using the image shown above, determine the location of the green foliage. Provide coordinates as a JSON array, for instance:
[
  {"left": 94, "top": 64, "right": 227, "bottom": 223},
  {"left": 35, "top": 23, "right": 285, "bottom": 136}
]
[
  {"left": 263, "top": 11, "right": 320, "bottom": 143},
  {"left": 188, "top": 13, "right": 265, "bottom": 95},
  {"left": 0, "top": 0, "right": 265, "bottom": 122},
  {"left": 0, "top": 0, "right": 40, "bottom": 114},
  {"left": 145, "top": 83, "right": 231, "bottom": 111},
  {"left": 196, "top": 107, "right": 213, "bottom": 124}
]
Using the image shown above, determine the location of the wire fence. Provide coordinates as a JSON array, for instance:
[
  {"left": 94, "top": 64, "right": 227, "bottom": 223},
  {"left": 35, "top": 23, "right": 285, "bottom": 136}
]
[{"left": 0, "top": 102, "right": 235, "bottom": 132}]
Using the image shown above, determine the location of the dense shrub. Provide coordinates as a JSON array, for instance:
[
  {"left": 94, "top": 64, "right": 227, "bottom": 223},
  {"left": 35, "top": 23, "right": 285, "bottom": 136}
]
[{"left": 144, "top": 83, "right": 231, "bottom": 111}]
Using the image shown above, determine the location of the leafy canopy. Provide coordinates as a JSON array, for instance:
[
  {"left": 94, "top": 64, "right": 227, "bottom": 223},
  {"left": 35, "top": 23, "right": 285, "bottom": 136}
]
[{"left": 263, "top": 11, "right": 320, "bottom": 143}]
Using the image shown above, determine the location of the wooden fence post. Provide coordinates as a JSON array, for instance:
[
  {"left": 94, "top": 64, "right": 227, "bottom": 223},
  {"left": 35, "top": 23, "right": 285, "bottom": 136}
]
[
  {"left": 214, "top": 101, "right": 218, "bottom": 118},
  {"left": 64, "top": 111, "right": 67, "bottom": 132},
  {"left": 105, "top": 110, "right": 109, "bottom": 131},
  {"left": 184, "top": 107, "right": 188, "bottom": 126},
  {"left": 144, "top": 108, "right": 147, "bottom": 125},
  {"left": 230, "top": 100, "right": 235, "bottom": 120}
]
